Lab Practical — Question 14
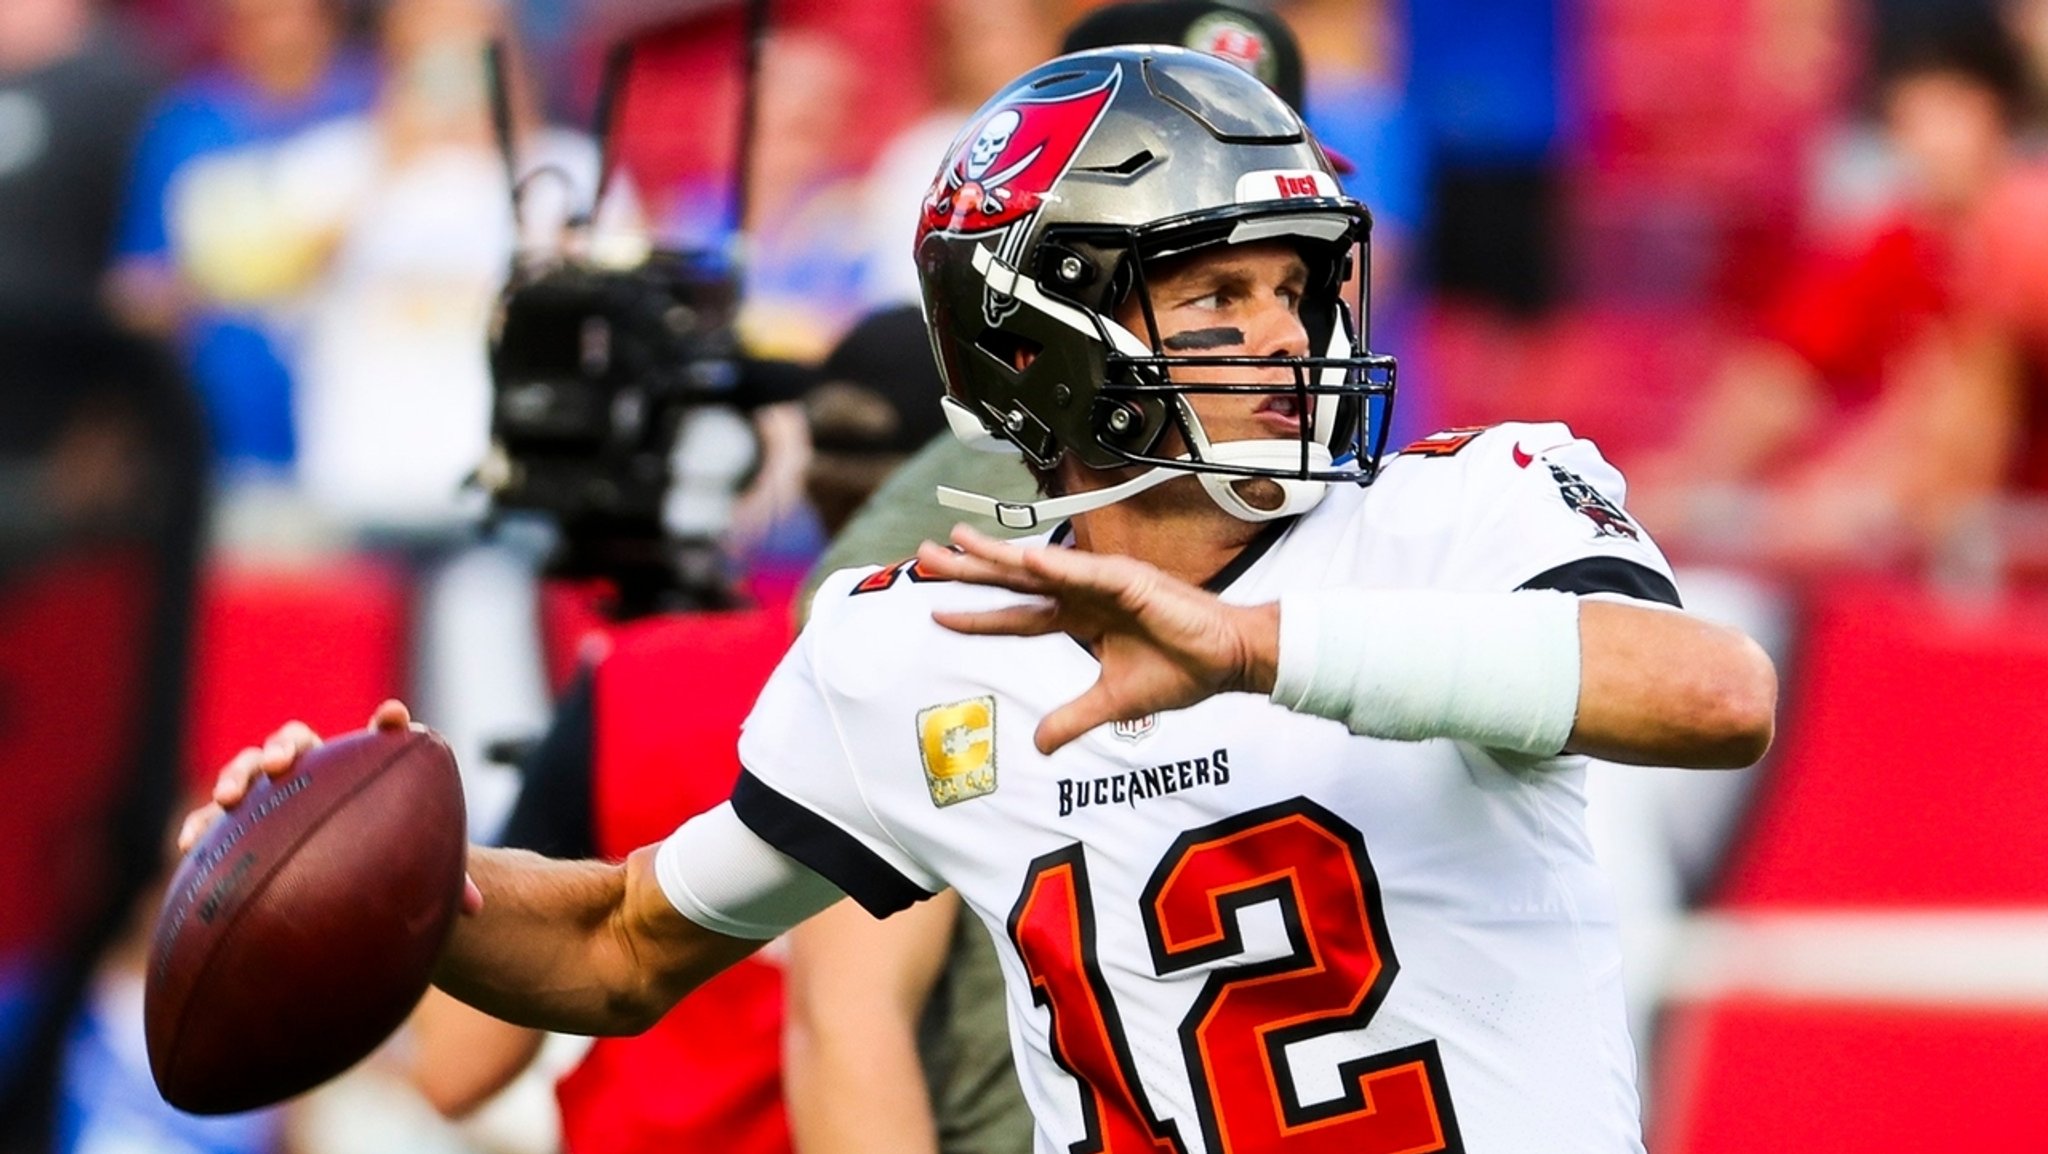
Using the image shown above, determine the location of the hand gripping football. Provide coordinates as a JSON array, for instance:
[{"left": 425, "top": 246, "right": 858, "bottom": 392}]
[{"left": 146, "top": 727, "right": 468, "bottom": 1114}]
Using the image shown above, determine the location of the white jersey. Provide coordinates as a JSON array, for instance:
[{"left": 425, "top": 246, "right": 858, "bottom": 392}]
[{"left": 734, "top": 423, "right": 1676, "bottom": 1154}]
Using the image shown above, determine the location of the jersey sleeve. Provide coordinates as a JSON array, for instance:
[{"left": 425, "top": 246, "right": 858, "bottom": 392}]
[
  {"left": 1446, "top": 423, "right": 1682, "bottom": 606},
  {"left": 731, "top": 569, "right": 943, "bottom": 917}
]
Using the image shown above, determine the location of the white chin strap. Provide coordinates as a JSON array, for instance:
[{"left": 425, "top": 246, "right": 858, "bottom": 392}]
[
  {"left": 939, "top": 463, "right": 1180, "bottom": 530},
  {"left": 1196, "top": 439, "right": 1334, "bottom": 522},
  {"left": 936, "top": 432, "right": 1333, "bottom": 531}
]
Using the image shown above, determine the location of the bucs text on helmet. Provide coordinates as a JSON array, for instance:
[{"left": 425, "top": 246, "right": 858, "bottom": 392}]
[{"left": 914, "top": 46, "right": 1396, "bottom": 529}]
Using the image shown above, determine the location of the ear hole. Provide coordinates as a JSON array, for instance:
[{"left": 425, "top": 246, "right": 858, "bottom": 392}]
[{"left": 977, "top": 328, "right": 1043, "bottom": 371}]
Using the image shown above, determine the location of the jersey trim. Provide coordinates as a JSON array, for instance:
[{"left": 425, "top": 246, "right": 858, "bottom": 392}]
[
  {"left": 729, "top": 769, "right": 932, "bottom": 917},
  {"left": 1517, "top": 556, "right": 1681, "bottom": 608},
  {"left": 1049, "top": 515, "right": 1293, "bottom": 595},
  {"left": 1202, "top": 514, "right": 1295, "bottom": 592}
]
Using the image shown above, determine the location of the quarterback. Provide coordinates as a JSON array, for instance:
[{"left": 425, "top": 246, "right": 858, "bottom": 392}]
[{"left": 191, "top": 48, "right": 1774, "bottom": 1154}]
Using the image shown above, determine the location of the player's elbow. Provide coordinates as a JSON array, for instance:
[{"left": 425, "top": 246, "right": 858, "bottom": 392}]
[{"left": 1682, "top": 633, "right": 1778, "bottom": 768}]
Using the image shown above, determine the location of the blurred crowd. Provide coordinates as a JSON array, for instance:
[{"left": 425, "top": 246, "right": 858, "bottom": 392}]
[{"left": 5, "top": 0, "right": 2048, "bottom": 1151}]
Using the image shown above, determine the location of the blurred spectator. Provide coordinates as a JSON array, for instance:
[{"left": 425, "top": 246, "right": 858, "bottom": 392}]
[
  {"left": 107, "top": 0, "right": 376, "bottom": 476},
  {"left": 270, "top": 0, "right": 614, "bottom": 535},
  {"left": 0, "top": 312, "right": 206, "bottom": 1154},
  {"left": 1630, "top": 9, "right": 2041, "bottom": 572},
  {"left": 0, "top": 0, "right": 157, "bottom": 316},
  {"left": 1406, "top": 0, "right": 1572, "bottom": 315},
  {"left": 723, "top": 29, "right": 871, "bottom": 363},
  {"left": 855, "top": 0, "right": 1056, "bottom": 311}
]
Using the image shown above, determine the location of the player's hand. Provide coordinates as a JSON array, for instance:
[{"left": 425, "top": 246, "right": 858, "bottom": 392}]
[
  {"left": 916, "top": 526, "right": 1279, "bottom": 754},
  {"left": 175, "top": 700, "right": 412, "bottom": 854},
  {"left": 175, "top": 700, "right": 484, "bottom": 912}
]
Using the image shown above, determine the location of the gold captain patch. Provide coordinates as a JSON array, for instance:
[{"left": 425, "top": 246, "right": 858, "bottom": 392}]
[{"left": 917, "top": 696, "right": 997, "bottom": 807}]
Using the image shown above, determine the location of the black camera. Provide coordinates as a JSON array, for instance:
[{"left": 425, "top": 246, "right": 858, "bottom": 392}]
[{"left": 477, "top": 248, "right": 746, "bottom": 614}]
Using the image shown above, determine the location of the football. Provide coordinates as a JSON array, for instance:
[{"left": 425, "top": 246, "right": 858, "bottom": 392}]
[{"left": 145, "top": 726, "right": 468, "bottom": 1115}]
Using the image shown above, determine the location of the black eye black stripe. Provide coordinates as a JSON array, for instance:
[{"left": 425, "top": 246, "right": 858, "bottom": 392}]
[{"left": 1161, "top": 327, "right": 1244, "bottom": 351}]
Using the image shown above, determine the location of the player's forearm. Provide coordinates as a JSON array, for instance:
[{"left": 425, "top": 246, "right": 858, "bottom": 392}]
[
  {"left": 402, "top": 989, "right": 548, "bottom": 1119},
  {"left": 432, "top": 845, "right": 745, "bottom": 1035},
  {"left": 1269, "top": 590, "right": 1775, "bottom": 768},
  {"left": 430, "top": 847, "right": 653, "bottom": 1034},
  {"left": 785, "top": 898, "right": 956, "bottom": 1154},
  {"left": 785, "top": 1013, "right": 941, "bottom": 1154}
]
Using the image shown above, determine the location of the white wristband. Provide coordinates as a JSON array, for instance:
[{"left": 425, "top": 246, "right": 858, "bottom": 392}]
[{"left": 1270, "top": 587, "right": 1582, "bottom": 757}]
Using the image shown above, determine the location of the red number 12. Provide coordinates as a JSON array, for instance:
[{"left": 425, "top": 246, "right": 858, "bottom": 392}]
[{"left": 1009, "top": 798, "right": 1463, "bottom": 1154}]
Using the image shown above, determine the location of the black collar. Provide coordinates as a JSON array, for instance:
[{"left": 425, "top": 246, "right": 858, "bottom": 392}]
[{"left": 1045, "top": 513, "right": 1297, "bottom": 596}]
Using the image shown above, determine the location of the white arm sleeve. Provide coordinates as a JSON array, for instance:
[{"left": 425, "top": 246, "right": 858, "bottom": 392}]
[{"left": 654, "top": 802, "right": 848, "bottom": 940}]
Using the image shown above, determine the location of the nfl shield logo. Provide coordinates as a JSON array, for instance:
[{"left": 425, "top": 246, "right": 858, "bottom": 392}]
[{"left": 1112, "top": 714, "right": 1156, "bottom": 743}]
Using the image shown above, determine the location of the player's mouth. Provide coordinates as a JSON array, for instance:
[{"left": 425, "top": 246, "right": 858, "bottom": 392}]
[{"left": 1254, "top": 393, "right": 1310, "bottom": 435}]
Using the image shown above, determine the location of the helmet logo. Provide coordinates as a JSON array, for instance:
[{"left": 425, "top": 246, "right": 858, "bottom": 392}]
[
  {"left": 965, "top": 110, "right": 1021, "bottom": 180},
  {"left": 922, "top": 69, "right": 1120, "bottom": 327},
  {"left": 920, "top": 71, "right": 1119, "bottom": 243}
]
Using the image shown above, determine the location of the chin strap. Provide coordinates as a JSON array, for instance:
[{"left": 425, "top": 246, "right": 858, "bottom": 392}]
[
  {"left": 935, "top": 439, "right": 1333, "bottom": 531},
  {"left": 937, "top": 466, "right": 1184, "bottom": 530},
  {"left": 1185, "top": 410, "right": 1334, "bottom": 521}
]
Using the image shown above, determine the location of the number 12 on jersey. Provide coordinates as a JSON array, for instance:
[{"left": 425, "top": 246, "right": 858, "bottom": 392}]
[{"left": 1007, "top": 798, "right": 1465, "bottom": 1154}]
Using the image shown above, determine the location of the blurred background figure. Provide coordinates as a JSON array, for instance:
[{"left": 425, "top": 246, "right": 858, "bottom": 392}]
[
  {"left": 384, "top": 307, "right": 961, "bottom": 1154},
  {"left": 279, "top": 0, "right": 614, "bottom": 538},
  {"left": 0, "top": 0, "right": 157, "bottom": 317},
  {"left": 854, "top": 0, "right": 1056, "bottom": 313},
  {"left": 107, "top": 0, "right": 376, "bottom": 481},
  {"left": 153, "top": 0, "right": 618, "bottom": 851},
  {"left": 1630, "top": 6, "right": 2042, "bottom": 573},
  {"left": 0, "top": 315, "right": 207, "bottom": 1154}
]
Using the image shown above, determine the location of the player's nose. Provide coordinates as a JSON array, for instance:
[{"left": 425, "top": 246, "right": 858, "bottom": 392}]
[{"left": 1251, "top": 294, "right": 1311, "bottom": 362}]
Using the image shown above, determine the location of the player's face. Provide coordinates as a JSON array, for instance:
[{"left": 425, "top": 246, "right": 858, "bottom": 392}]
[{"left": 1115, "top": 241, "right": 1314, "bottom": 446}]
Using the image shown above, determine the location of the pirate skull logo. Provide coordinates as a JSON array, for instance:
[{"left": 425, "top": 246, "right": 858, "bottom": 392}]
[
  {"left": 966, "top": 109, "right": 1021, "bottom": 180},
  {"left": 917, "top": 69, "right": 1118, "bottom": 241}
]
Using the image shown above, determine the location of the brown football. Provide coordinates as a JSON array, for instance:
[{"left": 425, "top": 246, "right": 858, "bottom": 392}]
[{"left": 146, "top": 726, "right": 467, "bottom": 1114}]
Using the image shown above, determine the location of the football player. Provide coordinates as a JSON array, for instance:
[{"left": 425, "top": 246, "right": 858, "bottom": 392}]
[{"left": 190, "top": 47, "right": 1775, "bottom": 1154}]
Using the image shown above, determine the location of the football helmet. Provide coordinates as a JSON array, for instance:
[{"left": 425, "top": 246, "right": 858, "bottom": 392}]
[{"left": 914, "top": 46, "right": 1397, "bottom": 528}]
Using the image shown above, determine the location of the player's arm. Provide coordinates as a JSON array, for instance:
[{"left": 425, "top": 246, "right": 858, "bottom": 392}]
[
  {"left": 918, "top": 527, "right": 1775, "bottom": 769},
  {"left": 425, "top": 840, "right": 757, "bottom": 1035},
  {"left": 785, "top": 893, "right": 958, "bottom": 1154},
  {"left": 181, "top": 703, "right": 837, "bottom": 1037},
  {"left": 403, "top": 989, "right": 548, "bottom": 1118},
  {"left": 1547, "top": 598, "right": 1773, "bottom": 767}
]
